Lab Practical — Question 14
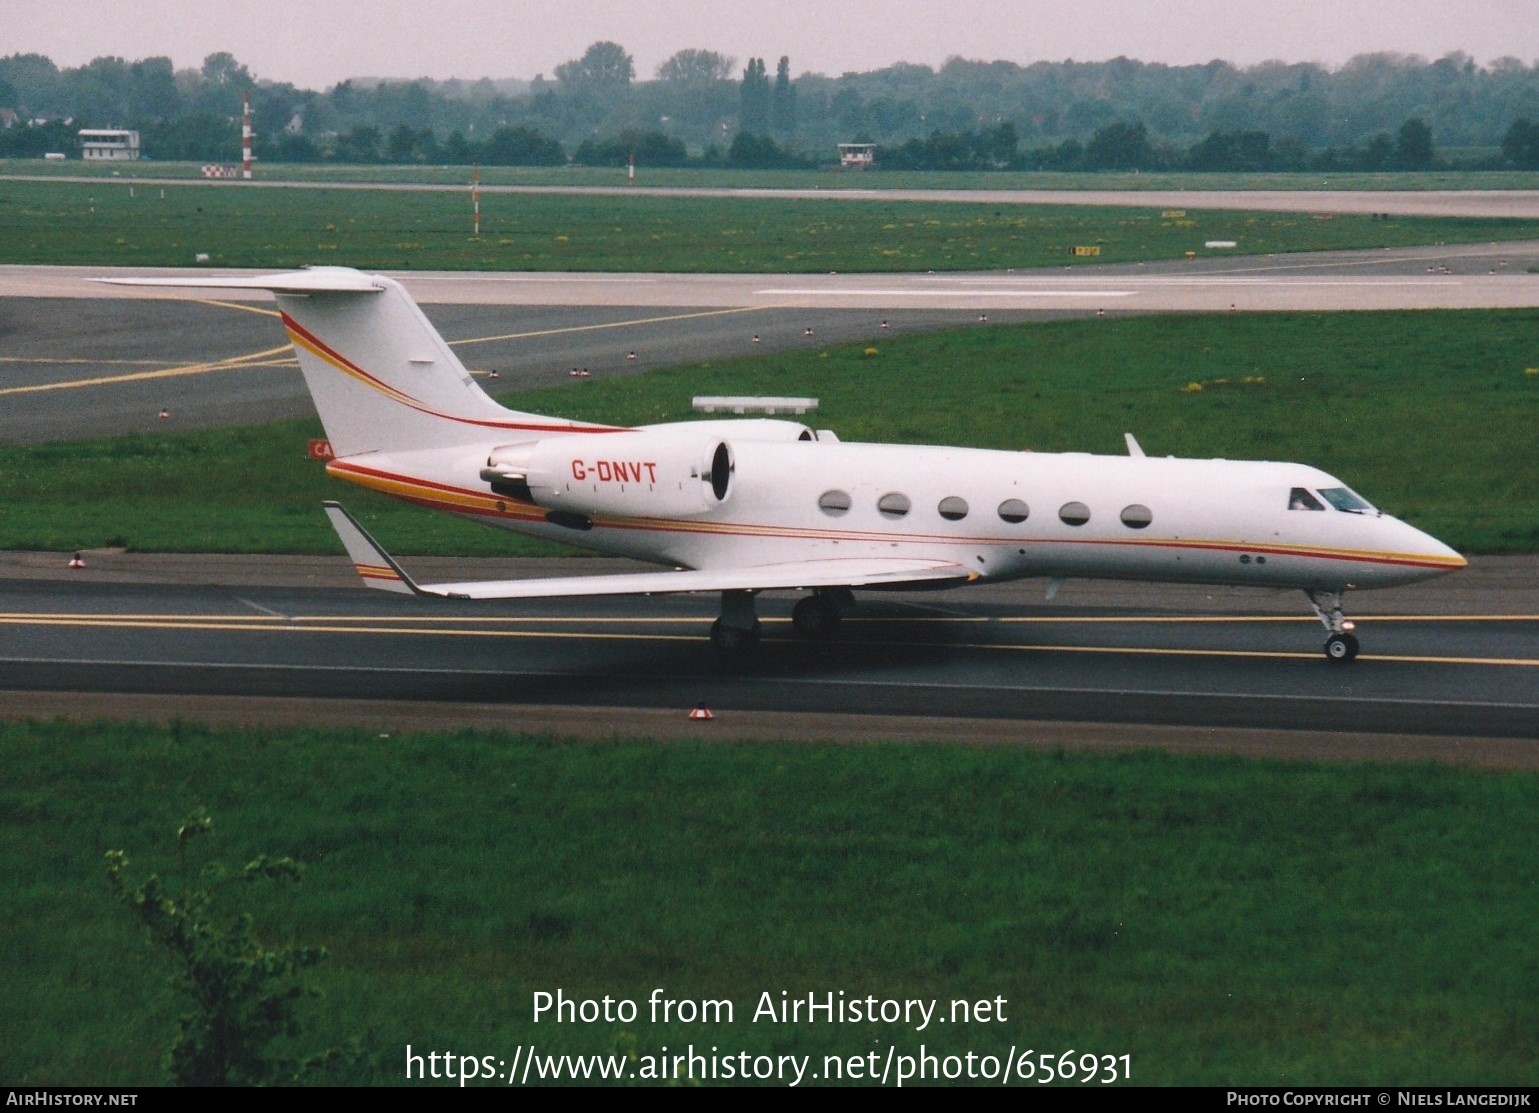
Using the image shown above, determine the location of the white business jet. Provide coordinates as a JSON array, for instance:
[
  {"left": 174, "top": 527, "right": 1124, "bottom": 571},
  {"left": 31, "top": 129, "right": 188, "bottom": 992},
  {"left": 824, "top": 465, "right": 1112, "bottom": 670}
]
[{"left": 106, "top": 267, "right": 1465, "bottom": 662}]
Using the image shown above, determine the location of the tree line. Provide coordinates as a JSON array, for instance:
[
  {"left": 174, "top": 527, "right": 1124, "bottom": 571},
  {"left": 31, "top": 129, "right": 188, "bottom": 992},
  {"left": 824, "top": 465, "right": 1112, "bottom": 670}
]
[{"left": 4, "top": 44, "right": 1539, "bottom": 170}]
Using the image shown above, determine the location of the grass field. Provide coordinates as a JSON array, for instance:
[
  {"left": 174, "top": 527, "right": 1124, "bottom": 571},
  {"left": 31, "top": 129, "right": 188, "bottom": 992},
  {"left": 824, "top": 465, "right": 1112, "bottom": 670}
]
[
  {"left": 4, "top": 717, "right": 1537, "bottom": 1086},
  {"left": 9, "top": 158, "right": 1539, "bottom": 193},
  {"left": 3, "top": 310, "right": 1536, "bottom": 555},
  {"left": 4, "top": 177, "right": 1539, "bottom": 272}
]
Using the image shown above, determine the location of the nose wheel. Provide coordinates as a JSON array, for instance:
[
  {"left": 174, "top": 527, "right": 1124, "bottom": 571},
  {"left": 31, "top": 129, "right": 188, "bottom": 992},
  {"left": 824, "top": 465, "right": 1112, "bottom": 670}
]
[
  {"left": 1307, "top": 590, "right": 1360, "bottom": 664},
  {"left": 1324, "top": 632, "right": 1359, "bottom": 663}
]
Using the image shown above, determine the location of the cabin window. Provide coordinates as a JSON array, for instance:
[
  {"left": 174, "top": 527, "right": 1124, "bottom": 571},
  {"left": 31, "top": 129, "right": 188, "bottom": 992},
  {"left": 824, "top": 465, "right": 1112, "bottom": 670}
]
[
  {"left": 1059, "top": 501, "right": 1091, "bottom": 527},
  {"left": 1288, "top": 487, "right": 1325, "bottom": 511},
  {"left": 818, "top": 489, "right": 851, "bottom": 517},
  {"left": 877, "top": 492, "right": 911, "bottom": 519},
  {"left": 937, "top": 496, "right": 969, "bottom": 521},
  {"left": 997, "top": 498, "right": 1030, "bottom": 524},
  {"left": 1120, "top": 504, "right": 1153, "bottom": 529},
  {"left": 1319, "top": 486, "right": 1375, "bottom": 514}
]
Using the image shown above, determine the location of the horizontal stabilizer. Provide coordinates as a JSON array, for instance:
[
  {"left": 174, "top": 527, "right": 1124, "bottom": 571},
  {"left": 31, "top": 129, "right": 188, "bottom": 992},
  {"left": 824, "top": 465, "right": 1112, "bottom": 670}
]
[
  {"left": 98, "top": 267, "right": 385, "bottom": 295},
  {"left": 323, "top": 501, "right": 972, "bottom": 601}
]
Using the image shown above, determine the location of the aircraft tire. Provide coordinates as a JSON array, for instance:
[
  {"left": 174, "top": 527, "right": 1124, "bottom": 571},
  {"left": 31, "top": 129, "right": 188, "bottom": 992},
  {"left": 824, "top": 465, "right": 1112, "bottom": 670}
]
[
  {"left": 710, "top": 619, "right": 762, "bottom": 660},
  {"left": 791, "top": 594, "right": 842, "bottom": 640},
  {"left": 1324, "top": 632, "right": 1359, "bottom": 663}
]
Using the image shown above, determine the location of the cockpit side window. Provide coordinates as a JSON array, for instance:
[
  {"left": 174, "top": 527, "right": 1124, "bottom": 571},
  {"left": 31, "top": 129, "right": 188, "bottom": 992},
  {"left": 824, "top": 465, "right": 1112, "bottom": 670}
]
[
  {"left": 1288, "top": 487, "right": 1325, "bottom": 511},
  {"left": 1318, "top": 486, "right": 1375, "bottom": 514}
]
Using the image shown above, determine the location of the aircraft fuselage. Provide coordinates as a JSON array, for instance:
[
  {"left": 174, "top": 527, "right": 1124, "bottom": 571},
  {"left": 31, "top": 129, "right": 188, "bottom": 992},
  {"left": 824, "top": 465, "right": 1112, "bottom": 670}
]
[{"left": 332, "top": 437, "right": 1463, "bottom": 595}]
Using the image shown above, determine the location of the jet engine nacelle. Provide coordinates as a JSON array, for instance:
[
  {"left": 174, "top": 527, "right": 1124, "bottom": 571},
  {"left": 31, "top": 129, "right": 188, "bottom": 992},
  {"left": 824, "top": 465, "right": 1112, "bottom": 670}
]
[{"left": 482, "top": 430, "right": 734, "bottom": 519}]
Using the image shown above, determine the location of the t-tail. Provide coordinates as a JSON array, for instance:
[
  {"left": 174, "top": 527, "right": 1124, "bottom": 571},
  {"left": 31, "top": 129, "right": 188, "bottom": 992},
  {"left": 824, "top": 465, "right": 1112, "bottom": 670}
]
[{"left": 100, "top": 266, "right": 610, "bottom": 457}]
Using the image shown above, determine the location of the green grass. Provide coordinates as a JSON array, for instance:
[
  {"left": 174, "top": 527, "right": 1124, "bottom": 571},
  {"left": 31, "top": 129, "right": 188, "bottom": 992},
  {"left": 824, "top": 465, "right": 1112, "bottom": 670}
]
[
  {"left": 3, "top": 178, "right": 1539, "bottom": 272},
  {"left": 4, "top": 717, "right": 1538, "bottom": 1086},
  {"left": 9, "top": 158, "right": 1539, "bottom": 193},
  {"left": 4, "top": 310, "right": 1536, "bottom": 554}
]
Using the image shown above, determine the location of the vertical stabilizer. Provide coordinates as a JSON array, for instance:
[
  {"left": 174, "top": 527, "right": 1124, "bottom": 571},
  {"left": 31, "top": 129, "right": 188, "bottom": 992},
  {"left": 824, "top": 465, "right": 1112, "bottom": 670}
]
[
  {"left": 99, "top": 267, "right": 613, "bottom": 458},
  {"left": 275, "top": 270, "right": 522, "bottom": 456}
]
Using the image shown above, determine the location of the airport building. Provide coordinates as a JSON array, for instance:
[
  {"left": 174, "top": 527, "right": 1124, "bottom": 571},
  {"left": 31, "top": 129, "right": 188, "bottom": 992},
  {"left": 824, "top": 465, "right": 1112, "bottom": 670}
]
[
  {"left": 79, "top": 129, "right": 140, "bottom": 161},
  {"left": 838, "top": 142, "right": 875, "bottom": 169}
]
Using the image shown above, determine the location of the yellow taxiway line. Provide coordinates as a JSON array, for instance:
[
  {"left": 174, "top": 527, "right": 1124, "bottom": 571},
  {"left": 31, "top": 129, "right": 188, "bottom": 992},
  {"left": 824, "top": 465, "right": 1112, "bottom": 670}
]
[
  {"left": 0, "top": 344, "right": 295, "bottom": 397},
  {"left": 447, "top": 305, "right": 776, "bottom": 348},
  {"left": 4, "top": 612, "right": 1536, "bottom": 668},
  {"left": 5, "top": 302, "right": 775, "bottom": 397}
]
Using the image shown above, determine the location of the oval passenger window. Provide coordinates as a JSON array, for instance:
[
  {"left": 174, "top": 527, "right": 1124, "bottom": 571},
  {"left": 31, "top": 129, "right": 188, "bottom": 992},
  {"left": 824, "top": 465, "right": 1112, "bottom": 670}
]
[
  {"left": 1059, "top": 501, "right": 1091, "bottom": 526},
  {"left": 818, "top": 490, "right": 852, "bottom": 517},
  {"left": 998, "top": 498, "right": 1029, "bottom": 524},
  {"left": 1120, "top": 504, "right": 1153, "bottom": 529}
]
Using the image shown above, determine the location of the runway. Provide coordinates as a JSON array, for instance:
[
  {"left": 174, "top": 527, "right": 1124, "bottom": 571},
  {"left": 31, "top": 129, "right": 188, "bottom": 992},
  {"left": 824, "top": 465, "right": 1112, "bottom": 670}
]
[
  {"left": 5, "top": 239, "right": 1539, "bottom": 443},
  {"left": 2, "top": 552, "right": 1536, "bottom": 748},
  {"left": 17, "top": 175, "right": 1539, "bottom": 219}
]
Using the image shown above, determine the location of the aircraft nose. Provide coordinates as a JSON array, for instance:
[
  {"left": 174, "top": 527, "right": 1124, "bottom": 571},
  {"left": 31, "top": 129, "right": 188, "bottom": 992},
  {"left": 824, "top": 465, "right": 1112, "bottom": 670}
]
[{"left": 1407, "top": 522, "right": 1466, "bottom": 577}]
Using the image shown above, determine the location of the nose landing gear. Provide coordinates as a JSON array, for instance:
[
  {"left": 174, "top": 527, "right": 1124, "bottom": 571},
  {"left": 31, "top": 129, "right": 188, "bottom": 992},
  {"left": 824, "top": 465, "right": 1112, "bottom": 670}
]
[{"left": 1307, "top": 589, "right": 1359, "bottom": 663}]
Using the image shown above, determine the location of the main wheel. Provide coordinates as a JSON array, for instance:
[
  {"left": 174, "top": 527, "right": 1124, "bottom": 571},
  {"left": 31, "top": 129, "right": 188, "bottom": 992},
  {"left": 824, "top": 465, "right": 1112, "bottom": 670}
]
[
  {"left": 791, "top": 594, "right": 842, "bottom": 640},
  {"left": 1324, "top": 632, "right": 1359, "bottom": 663},
  {"left": 710, "top": 619, "right": 761, "bottom": 660}
]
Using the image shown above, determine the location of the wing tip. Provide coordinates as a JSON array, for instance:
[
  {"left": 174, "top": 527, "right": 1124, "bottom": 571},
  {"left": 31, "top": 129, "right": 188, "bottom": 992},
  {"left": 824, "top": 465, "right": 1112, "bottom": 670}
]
[{"left": 322, "top": 501, "right": 420, "bottom": 595}]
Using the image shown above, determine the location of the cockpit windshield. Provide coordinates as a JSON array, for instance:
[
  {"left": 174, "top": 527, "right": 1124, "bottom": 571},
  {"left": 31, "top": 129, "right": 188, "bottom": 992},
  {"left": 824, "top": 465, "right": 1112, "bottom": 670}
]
[{"left": 1318, "top": 487, "right": 1376, "bottom": 514}]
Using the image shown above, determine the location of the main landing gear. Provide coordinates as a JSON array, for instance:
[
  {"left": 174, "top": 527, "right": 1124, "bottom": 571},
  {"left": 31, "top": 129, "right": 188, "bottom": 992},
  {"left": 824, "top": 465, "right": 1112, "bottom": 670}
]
[
  {"left": 710, "top": 588, "right": 853, "bottom": 661},
  {"left": 791, "top": 588, "right": 852, "bottom": 640},
  {"left": 1306, "top": 589, "right": 1360, "bottom": 664},
  {"left": 710, "top": 590, "right": 761, "bottom": 659}
]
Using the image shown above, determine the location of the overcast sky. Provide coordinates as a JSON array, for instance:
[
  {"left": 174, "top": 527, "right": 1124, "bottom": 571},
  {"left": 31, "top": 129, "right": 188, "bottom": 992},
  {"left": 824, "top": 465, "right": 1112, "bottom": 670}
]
[{"left": 9, "top": 1, "right": 1539, "bottom": 88}]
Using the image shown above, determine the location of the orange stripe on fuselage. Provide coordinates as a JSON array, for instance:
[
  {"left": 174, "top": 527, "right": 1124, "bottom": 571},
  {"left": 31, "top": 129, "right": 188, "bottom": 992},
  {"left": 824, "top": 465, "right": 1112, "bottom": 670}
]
[{"left": 323, "top": 460, "right": 1462, "bottom": 574}]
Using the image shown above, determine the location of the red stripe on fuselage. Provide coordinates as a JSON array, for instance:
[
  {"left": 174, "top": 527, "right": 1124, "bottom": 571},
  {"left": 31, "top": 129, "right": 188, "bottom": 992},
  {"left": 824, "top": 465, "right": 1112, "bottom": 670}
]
[{"left": 324, "top": 460, "right": 1459, "bottom": 573}]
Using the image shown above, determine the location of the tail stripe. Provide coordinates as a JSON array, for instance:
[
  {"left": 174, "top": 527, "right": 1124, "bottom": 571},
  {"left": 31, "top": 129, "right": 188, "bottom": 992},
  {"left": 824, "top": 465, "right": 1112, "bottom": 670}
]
[
  {"left": 281, "top": 312, "right": 625, "bottom": 437},
  {"left": 283, "top": 313, "right": 420, "bottom": 408}
]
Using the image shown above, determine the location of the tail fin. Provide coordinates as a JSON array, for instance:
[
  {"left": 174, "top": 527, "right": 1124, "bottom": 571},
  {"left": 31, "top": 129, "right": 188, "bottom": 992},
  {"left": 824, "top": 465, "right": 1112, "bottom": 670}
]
[{"left": 100, "top": 266, "right": 611, "bottom": 457}]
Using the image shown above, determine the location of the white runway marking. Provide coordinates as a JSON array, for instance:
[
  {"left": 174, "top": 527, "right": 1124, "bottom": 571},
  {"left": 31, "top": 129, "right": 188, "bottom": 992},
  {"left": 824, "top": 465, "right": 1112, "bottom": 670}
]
[{"left": 757, "top": 287, "right": 1140, "bottom": 298}]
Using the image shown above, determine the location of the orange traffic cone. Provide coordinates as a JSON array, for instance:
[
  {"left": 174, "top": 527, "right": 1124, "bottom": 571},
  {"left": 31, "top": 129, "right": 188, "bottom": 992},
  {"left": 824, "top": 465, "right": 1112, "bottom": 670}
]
[
  {"left": 688, "top": 703, "right": 714, "bottom": 721},
  {"left": 69, "top": 552, "right": 85, "bottom": 569}
]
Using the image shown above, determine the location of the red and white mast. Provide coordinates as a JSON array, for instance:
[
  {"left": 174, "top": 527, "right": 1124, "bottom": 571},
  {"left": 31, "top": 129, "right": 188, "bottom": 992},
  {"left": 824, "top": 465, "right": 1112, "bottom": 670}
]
[{"left": 242, "top": 90, "right": 253, "bottom": 179}]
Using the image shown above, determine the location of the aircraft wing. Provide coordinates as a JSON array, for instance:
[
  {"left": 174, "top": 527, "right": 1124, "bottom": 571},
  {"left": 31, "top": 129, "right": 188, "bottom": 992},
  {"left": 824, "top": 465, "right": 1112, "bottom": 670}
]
[{"left": 324, "top": 502, "right": 975, "bottom": 600}]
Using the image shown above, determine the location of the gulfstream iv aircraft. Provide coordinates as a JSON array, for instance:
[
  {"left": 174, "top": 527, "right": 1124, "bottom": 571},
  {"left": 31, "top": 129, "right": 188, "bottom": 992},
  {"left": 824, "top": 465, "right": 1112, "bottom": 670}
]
[{"left": 108, "top": 267, "right": 1465, "bottom": 662}]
